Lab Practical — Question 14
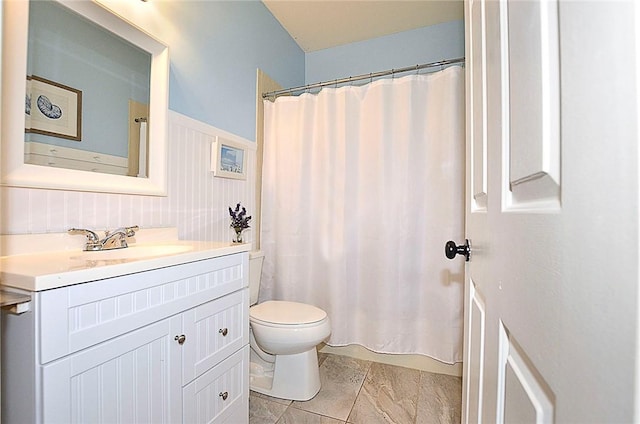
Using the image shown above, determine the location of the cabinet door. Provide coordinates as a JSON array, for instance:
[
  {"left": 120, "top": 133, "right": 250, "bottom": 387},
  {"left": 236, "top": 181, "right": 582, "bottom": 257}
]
[
  {"left": 181, "top": 288, "right": 249, "bottom": 385},
  {"left": 42, "top": 316, "right": 182, "bottom": 423},
  {"left": 183, "top": 345, "right": 249, "bottom": 424}
]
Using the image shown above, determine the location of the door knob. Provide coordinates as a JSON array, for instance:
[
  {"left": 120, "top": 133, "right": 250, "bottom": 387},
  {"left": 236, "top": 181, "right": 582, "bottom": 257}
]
[{"left": 445, "top": 239, "right": 471, "bottom": 261}]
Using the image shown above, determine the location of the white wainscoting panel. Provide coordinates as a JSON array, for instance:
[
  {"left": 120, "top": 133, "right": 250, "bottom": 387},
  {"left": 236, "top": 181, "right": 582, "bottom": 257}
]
[{"left": 0, "top": 111, "right": 257, "bottom": 246}]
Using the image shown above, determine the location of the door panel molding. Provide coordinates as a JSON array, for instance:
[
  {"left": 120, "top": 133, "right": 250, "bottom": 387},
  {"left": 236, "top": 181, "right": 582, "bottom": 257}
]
[
  {"left": 469, "top": 0, "right": 488, "bottom": 212},
  {"left": 464, "top": 280, "right": 486, "bottom": 424},
  {"left": 501, "top": 0, "right": 561, "bottom": 211},
  {"left": 497, "top": 322, "right": 555, "bottom": 423}
]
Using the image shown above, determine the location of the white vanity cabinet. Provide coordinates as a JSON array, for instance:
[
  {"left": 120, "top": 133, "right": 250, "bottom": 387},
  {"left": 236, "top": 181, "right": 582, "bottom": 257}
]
[{"left": 1, "top": 251, "right": 249, "bottom": 424}]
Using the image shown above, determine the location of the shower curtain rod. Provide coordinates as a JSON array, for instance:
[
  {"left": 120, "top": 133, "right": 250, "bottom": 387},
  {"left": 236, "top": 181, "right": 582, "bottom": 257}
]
[{"left": 262, "top": 57, "right": 464, "bottom": 99}]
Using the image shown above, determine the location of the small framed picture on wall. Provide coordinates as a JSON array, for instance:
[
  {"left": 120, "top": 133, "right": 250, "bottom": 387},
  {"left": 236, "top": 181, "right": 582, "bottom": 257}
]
[{"left": 211, "top": 136, "right": 247, "bottom": 180}]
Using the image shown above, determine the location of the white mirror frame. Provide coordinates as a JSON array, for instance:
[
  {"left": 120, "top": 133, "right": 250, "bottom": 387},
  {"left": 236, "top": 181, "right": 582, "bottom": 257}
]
[{"left": 1, "top": 0, "right": 169, "bottom": 196}]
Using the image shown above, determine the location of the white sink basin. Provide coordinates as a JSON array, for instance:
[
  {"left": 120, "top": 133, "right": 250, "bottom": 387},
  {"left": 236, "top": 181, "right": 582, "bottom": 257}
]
[{"left": 70, "top": 244, "right": 193, "bottom": 261}]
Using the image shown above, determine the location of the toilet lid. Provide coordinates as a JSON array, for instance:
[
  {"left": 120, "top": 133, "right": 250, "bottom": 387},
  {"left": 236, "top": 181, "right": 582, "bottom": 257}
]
[{"left": 250, "top": 300, "right": 327, "bottom": 325}]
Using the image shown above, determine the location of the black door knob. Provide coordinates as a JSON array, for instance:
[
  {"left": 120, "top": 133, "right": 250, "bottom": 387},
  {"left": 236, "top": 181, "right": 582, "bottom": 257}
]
[{"left": 445, "top": 239, "right": 470, "bottom": 261}]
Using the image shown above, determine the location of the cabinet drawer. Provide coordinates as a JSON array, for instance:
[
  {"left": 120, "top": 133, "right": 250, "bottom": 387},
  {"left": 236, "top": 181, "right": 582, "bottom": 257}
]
[
  {"left": 39, "top": 253, "right": 248, "bottom": 364},
  {"left": 182, "top": 288, "right": 249, "bottom": 385},
  {"left": 182, "top": 345, "right": 249, "bottom": 424}
]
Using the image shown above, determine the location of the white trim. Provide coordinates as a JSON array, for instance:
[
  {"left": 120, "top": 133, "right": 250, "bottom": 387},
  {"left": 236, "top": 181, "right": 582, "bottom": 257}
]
[
  {"left": 169, "top": 110, "right": 257, "bottom": 151},
  {"left": 318, "top": 344, "right": 463, "bottom": 376},
  {"left": 634, "top": 0, "right": 640, "bottom": 420},
  {"left": 1, "top": 0, "right": 169, "bottom": 196}
]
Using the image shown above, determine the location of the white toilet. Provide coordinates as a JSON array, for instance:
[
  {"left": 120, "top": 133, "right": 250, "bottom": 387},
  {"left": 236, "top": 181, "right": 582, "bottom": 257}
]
[{"left": 248, "top": 251, "right": 331, "bottom": 401}]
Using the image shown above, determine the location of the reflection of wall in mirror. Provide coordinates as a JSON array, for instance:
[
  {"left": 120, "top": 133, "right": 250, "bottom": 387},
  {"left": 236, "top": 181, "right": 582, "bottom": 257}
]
[{"left": 26, "top": 0, "right": 151, "bottom": 160}]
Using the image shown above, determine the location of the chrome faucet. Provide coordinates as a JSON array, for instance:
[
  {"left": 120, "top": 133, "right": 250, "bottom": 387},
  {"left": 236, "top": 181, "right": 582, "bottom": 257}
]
[{"left": 68, "top": 226, "right": 139, "bottom": 251}]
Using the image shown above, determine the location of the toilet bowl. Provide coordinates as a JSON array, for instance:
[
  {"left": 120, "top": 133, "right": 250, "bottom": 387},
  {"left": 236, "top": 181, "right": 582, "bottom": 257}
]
[{"left": 248, "top": 251, "right": 331, "bottom": 401}]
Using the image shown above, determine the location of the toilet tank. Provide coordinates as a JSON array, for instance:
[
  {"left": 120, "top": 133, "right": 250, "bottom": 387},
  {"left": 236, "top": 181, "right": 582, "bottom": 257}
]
[{"left": 249, "top": 250, "right": 265, "bottom": 305}]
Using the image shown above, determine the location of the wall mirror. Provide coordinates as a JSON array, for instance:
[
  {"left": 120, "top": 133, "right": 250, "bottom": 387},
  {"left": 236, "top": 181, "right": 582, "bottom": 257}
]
[{"left": 1, "top": 0, "right": 169, "bottom": 196}]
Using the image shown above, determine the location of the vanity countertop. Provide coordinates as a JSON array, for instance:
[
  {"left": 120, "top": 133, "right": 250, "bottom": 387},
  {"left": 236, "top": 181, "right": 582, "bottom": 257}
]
[
  {"left": 0, "top": 239, "right": 251, "bottom": 292},
  {"left": 0, "top": 290, "right": 31, "bottom": 307}
]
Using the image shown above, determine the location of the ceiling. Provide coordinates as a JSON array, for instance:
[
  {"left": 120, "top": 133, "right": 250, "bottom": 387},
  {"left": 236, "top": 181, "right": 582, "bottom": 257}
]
[{"left": 262, "top": 1, "right": 464, "bottom": 53}]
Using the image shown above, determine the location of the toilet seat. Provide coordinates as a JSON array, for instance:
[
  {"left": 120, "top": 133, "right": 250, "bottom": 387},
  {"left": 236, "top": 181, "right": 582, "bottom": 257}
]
[{"left": 250, "top": 300, "right": 327, "bottom": 326}]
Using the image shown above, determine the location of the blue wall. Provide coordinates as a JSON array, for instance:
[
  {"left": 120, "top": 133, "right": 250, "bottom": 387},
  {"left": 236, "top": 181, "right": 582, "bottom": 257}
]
[
  {"left": 119, "top": 2, "right": 463, "bottom": 142},
  {"left": 305, "top": 20, "right": 464, "bottom": 85},
  {"left": 150, "top": 1, "right": 305, "bottom": 142}
]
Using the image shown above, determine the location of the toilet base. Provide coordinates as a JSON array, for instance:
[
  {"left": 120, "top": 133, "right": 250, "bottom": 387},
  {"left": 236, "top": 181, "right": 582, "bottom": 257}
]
[{"left": 249, "top": 347, "right": 321, "bottom": 401}]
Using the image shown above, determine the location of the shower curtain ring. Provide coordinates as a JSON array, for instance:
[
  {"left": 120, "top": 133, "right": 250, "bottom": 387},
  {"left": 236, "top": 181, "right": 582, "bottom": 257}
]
[{"left": 369, "top": 73, "right": 373, "bottom": 84}]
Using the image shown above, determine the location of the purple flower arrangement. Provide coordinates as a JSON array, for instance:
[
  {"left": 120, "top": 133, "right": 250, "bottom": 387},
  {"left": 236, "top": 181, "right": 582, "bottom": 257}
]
[{"left": 229, "top": 203, "right": 251, "bottom": 242}]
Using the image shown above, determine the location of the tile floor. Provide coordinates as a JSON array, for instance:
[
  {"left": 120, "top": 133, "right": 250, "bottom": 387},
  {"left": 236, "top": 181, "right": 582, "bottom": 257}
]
[{"left": 249, "top": 352, "right": 462, "bottom": 424}]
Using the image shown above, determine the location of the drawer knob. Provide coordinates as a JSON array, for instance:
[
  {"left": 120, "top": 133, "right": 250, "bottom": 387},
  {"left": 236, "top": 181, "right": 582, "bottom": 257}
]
[
  {"left": 219, "top": 328, "right": 228, "bottom": 337},
  {"left": 174, "top": 334, "right": 186, "bottom": 345},
  {"left": 219, "top": 391, "right": 229, "bottom": 401}
]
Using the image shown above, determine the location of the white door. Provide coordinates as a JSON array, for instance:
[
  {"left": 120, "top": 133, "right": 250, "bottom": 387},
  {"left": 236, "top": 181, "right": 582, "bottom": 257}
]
[{"left": 460, "top": 0, "right": 640, "bottom": 422}]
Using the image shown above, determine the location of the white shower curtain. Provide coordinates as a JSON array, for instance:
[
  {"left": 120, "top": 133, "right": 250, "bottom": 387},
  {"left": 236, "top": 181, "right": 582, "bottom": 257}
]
[{"left": 261, "top": 66, "right": 465, "bottom": 364}]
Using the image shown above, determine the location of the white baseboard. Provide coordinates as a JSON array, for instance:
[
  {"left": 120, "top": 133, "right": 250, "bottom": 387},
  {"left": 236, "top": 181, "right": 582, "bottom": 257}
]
[{"left": 319, "top": 344, "right": 463, "bottom": 377}]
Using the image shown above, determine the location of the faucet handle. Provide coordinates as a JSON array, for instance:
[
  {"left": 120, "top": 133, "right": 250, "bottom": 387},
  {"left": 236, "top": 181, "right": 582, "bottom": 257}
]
[
  {"left": 125, "top": 225, "right": 139, "bottom": 237},
  {"left": 105, "top": 225, "right": 139, "bottom": 238},
  {"left": 68, "top": 228, "right": 99, "bottom": 243}
]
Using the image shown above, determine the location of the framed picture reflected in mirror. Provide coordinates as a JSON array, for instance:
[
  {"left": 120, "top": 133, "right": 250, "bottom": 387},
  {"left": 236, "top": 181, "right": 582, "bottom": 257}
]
[{"left": 26, "top": 75, "right": 82, "bottom": 141}]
